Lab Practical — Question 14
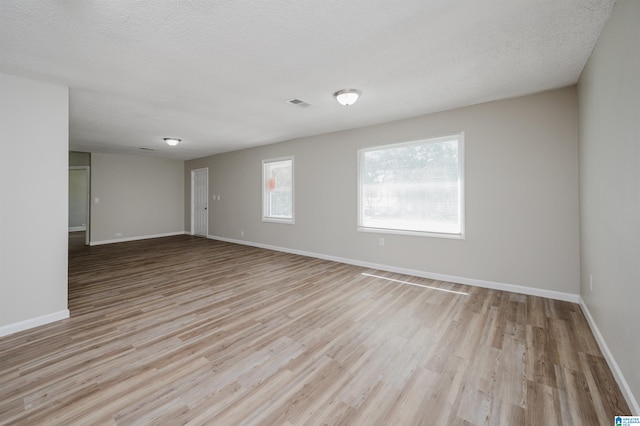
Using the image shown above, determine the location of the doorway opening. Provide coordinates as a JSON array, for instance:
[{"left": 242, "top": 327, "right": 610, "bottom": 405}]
[{"left": 69, "top": 166, "right": 90, "bottom": 245}]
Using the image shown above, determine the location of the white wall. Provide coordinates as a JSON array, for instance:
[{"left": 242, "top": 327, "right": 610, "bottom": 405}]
[
  {"left": 0, "top": 73, "right": 69, "bottom": 335},
  {"left": 91, "top": 153, "right": 185, "bottom": 244},
  {"left": 578, "top": 0, "right": 640, "bottom": 414},
  {"left": 186, "top": 87, "right": 580, "bottom": 299}
]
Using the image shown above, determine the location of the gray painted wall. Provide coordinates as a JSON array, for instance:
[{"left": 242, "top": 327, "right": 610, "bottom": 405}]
[
  {"left": 91, "top": 153, "right": 185, "bottom": 243},
  {"left": 0, "top": 72, "right": 69, "bottom": 330},
  {"left": 186, "top": 87, "right": 580, "bottom": 296},
  {"left": 578, "top": 0, "right": 640, "bottom": 412}
]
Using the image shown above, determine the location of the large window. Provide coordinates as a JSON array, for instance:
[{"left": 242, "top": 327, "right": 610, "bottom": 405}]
[
  {"left": 262, "top": 157, "right": 294, "bottom": 223},
  {"left": 358, "top": 133, "right": 464, "bottom": 238}
]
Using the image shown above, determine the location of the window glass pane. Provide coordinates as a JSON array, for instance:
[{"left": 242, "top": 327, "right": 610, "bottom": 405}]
[
  {"left": 263, "top": 158, "right": 293, "bottom": 222},
  {"left": 359, "top": 135, "right": 463, "bottom": 237}
]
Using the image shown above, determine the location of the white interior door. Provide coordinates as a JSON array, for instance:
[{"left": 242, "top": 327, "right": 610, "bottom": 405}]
[{"left": 191, "top": 168, "right": 208, "bottom": 237}]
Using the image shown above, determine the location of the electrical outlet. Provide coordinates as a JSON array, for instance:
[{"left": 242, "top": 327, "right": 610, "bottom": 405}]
[
  {"left": 589, "top": 275, "right": 593, "bottom": 291},
  {"left": 379, "top": 237, "right": 385, "bottom": 246},
  {"left": 116, "top": 232, "right": 122, "bottom": 237},
  {"left": 240, "top": 230, "right": 244, "bottom": 237}
]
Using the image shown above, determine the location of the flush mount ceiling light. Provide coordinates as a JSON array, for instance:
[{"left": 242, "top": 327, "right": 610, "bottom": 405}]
[
  {"left": 163, "top": 137, "right": 181, "bottom": 146},
  {"left": 334, "top": 89, "right": 361, "bottom": 106}
]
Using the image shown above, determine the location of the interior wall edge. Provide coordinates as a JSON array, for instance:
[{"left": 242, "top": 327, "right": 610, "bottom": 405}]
[
  {"left": 579, "top": 298, "right": 640, "bottom": 415},
  {"left": 89, "top": 231, "right": 187, "bottom": 246},
  {"left": 208, "top": 234, "right": 580, "bottom": 303},
  {"left": 0, "top": 309, "right": 70, "bottom": 338}
]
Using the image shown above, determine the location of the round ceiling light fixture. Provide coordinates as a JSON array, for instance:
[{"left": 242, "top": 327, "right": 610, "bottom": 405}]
[
  {"left": 164, "top": 137, "right": 181, "bottom": 146},
  {"left": 334, "top": 89, "right": 361, "bottom": 106}
]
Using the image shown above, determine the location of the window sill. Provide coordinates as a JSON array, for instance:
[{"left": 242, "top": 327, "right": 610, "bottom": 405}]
[
  {"left": 357, "top": 226, "right": 465, "bottom": 240},
  {"left": 263, "top": 218, "right": 295, "bottom": 225}
]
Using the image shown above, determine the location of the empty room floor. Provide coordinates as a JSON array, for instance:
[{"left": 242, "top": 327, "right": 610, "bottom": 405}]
[{"left": 0, "top": 235, "right": 630, "bottom": 425}]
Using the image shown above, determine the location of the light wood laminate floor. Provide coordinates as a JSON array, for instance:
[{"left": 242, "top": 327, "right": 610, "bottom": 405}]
[{"left": 0, "top": 234, "right": 630, "bottom": 425}]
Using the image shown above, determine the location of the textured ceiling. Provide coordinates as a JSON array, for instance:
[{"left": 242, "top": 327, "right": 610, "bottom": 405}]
[{"left": 0, "top": 0, "right": 615, "bottom": 160}]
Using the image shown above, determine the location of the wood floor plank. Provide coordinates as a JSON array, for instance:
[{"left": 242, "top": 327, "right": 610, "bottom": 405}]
[{"left": 0, "top": 233, "right": 632, "bottom": 425}]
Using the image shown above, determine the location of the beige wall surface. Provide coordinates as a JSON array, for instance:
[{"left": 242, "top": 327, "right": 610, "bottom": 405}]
[
  {"left": 578, "top": 0, "right": 640, "bottom": 412},
  {"left": 0, "top": 72, "right": 69, "bottom": 330},
  {"left": 186, "top": 87, "right": 580, "bottom": 296},
  {"left": 91, "top": 153, "right": 184, "bottom": 243}
]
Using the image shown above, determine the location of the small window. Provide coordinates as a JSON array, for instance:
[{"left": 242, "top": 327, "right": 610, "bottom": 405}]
[
  {"left": 358, "top": 133, "right": 464, "bottom": 238},
  {"left": 262, "top": 157, "right": 294, "bottom": 223}
]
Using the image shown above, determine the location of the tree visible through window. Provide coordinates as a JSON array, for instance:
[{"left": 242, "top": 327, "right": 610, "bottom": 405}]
[
  {"left": 262, "top": 157, "right": 293, "bottom": 223},
  {"left": 358, "top": 134, "right": 464, "bottom": 237}
]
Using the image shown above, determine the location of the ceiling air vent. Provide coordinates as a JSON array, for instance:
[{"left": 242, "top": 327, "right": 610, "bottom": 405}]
[
  {"left": 287, "top": 98, "right": 311, "bottom": 108},
  {"left": 140, "top": 147, "right": 155, "bottom": 151}
]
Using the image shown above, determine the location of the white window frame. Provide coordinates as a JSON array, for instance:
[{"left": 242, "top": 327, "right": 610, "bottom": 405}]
[
  {"left": 357, "top": 133, "right": 465, "bottom": 239},
  {"left": 262, "top": 156, "right": 294, "bottom": 224}
]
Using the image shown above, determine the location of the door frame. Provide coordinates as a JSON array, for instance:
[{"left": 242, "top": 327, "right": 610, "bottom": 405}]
[
  {"left": 191, "top": 168, "right": 209, "bottom": 236},
  {"left": 69, "top": 165, "right": 91, "bottom": 245}
]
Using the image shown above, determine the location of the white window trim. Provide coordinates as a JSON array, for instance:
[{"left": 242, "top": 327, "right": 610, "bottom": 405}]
[
  {"left": 357, "top": 133, "right": 465, "bottom": 239},
  {"left": 262, "top": 156, "right": 295, "bottom": 224}
]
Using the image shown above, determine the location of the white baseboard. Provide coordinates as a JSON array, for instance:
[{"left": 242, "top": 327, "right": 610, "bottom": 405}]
[
  {"left": 579, "top": 298, "right": 639, "bottom": 415},
  {"left": 208, "top": 235, "right": 580, "bottom": 303},
  {"left": 0, "top": 309, "right": 70, "bottom": 338},
  {"left": 69, "top": 226, "right": 86, "bottom": 232},
  {"left": 90, "top": 231, "right": 186, "bottom": 246}
]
